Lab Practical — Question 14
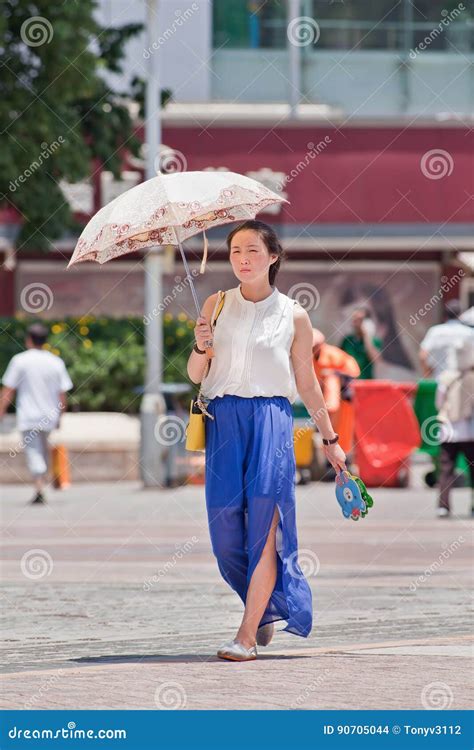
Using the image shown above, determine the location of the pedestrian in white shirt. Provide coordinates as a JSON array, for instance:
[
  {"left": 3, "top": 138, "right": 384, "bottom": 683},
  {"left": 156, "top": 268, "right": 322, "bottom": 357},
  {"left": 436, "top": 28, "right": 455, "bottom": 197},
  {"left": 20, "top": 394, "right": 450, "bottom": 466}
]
[
  {"left": 0, "top": 323, "right": 73, "bottom": 504},
  {"left": 420, "top": 300, "right": 474, "bottom": 380}
]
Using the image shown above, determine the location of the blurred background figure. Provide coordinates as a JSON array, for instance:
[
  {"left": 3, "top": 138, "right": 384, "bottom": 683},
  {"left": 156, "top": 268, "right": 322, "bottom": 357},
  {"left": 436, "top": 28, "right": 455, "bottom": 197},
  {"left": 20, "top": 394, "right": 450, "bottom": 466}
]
[
  {"left": 339, "top": 307, "right": 383, "bottom": 380},
  {"left": 312, "top": 328, "right": 360, "bottom": 477},
  {"left": 0, "top": 323, "right": 73, "bottom": 504},
  {"left": 435, "top": 339, "right": 474, "bottom": 518},
  {"left": 419, "top": 300, "right": 474, "bottom": 381}
]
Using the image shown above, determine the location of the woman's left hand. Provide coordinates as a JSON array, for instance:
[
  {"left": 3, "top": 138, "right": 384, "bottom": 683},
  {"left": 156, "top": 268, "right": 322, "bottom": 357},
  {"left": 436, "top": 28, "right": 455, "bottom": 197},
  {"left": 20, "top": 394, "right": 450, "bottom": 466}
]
[{"left": 323, "top": 442, "right": 347, "bottom": 473}]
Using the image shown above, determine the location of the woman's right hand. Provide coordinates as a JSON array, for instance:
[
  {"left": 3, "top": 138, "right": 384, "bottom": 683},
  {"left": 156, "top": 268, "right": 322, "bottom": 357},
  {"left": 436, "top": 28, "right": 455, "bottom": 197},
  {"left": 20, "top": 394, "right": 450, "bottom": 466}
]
[{"left": 194, "top": 316, "right": 212, "bottom": 351}]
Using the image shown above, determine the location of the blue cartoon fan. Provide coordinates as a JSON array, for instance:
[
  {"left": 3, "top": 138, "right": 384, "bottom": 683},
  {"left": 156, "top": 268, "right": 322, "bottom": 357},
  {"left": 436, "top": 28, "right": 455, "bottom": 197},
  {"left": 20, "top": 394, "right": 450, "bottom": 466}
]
[{"left": 335, "top": 470, "right": 374, "bottom": 521}]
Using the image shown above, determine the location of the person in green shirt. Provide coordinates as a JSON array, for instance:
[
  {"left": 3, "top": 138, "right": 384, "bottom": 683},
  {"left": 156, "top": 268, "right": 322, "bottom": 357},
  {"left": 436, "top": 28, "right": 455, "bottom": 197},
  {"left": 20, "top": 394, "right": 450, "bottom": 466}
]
[{"left": 340, "top": 308, "right": 383, "bottom": 379}]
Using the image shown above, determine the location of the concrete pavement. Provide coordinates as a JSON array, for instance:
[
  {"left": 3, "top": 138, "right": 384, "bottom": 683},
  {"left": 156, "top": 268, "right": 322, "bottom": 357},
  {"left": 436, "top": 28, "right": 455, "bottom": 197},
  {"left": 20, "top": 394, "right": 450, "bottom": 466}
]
[{"left": 1, "top": 467, "right": 472, "bottom": 710}]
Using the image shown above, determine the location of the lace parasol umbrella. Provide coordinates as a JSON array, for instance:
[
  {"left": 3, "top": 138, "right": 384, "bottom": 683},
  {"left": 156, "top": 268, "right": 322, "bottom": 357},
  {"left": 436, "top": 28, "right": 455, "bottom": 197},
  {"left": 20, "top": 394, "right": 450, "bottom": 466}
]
[{"left": 67, "top": 170, "right": 287, "bottom": 320}]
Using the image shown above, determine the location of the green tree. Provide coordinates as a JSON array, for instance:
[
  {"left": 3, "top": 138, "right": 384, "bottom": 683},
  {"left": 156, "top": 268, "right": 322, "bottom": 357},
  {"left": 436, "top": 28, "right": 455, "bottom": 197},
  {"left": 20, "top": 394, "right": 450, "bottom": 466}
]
[{"left": 0, "top": 0, "right": 144, "bottom": 249}]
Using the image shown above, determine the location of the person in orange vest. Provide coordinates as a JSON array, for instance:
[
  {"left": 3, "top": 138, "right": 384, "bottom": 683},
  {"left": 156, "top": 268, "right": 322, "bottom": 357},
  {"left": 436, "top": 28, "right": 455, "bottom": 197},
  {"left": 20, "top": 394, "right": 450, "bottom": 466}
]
[{"left": 312, "top": 329, "right": 360, "bottom": 474}]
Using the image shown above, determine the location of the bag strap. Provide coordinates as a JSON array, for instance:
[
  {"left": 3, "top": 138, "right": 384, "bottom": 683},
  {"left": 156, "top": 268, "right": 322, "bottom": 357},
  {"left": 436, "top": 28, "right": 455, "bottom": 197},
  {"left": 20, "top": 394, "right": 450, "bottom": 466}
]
[{"left": 195, "top": 290, "right": 226, "bottom": 418}]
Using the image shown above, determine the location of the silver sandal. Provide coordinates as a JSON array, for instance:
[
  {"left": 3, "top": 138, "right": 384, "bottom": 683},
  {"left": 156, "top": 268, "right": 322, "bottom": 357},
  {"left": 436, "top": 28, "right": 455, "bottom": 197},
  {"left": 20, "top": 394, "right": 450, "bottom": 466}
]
[{"left": 217, "top": 639, "right": 257, "bottom": 661}]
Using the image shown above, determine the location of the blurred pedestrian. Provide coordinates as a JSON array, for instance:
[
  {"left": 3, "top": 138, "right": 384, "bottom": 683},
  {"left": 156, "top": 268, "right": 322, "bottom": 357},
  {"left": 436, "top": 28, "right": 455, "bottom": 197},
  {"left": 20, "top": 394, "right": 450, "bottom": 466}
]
[
  {"left": 419, "top": 300, "right": 474, "bottom": 380},
  {"left": 312, "top": 328, "right": 360, "bottom": 469},
  {"left": 339, "top": 307, "right": 382, "bottom": 379},
  {"left": 0, "top": 323, "right": 73, "bottom": 504},
  {"left": 435, "top": 340, "right": 474, "bottom": 518}
]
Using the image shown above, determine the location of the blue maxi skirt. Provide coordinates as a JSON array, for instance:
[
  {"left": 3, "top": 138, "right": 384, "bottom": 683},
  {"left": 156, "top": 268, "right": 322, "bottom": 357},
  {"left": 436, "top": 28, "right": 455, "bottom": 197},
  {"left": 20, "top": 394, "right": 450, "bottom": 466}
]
[{"left": 204, "top": 394, "right": 313, "bottom": 637}]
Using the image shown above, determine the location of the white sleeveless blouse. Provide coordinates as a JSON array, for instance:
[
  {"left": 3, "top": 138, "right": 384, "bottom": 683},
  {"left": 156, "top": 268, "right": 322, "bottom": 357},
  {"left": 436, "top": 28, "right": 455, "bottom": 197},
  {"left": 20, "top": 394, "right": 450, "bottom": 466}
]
[{"left": 201, "top": 284, "right": 299, "bottom": 403}]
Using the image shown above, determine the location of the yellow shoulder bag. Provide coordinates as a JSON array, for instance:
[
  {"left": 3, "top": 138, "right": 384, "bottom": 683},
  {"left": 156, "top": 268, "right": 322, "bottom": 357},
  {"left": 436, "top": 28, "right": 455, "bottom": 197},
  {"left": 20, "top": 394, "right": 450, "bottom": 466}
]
[{"left": 185, "top": 290, "right": 226, "bottom": 452}]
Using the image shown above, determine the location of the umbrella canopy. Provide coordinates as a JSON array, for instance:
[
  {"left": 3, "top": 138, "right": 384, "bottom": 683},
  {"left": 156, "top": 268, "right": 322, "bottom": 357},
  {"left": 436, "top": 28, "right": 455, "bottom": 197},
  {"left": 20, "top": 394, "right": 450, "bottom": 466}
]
[{"left": 67, "top": 171, "right": 287, "bottom": 268}]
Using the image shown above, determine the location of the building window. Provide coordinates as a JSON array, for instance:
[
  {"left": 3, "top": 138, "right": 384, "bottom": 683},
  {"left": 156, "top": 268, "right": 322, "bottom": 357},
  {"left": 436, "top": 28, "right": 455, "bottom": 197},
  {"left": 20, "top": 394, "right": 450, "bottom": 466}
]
[{"left": 212, "top": 0, "right": 472, "bottom": 52}]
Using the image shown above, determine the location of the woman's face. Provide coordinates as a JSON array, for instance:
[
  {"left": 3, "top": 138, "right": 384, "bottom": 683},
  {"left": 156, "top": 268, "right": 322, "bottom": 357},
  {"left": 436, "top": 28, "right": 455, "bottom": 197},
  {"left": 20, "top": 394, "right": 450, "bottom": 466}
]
[{"left": 229, "top": 229, "right": 277, "bottom": 285}]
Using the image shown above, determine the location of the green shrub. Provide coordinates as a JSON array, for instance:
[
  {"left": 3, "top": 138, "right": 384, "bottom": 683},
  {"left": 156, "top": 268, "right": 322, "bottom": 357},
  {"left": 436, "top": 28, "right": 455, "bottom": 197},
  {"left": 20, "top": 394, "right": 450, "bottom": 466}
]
[{"left": 0, "top": 313, "right": 196, "bottom": 414}]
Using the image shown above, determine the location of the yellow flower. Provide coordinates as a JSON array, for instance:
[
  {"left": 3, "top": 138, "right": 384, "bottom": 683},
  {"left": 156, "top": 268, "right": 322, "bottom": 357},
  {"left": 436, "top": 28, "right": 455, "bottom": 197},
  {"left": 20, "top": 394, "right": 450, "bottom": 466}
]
[
  {"left": 164, "top": 313, "right": 173, "bottom": 323},
  {"left": 79, "top": 326, "right": 89, "bottom": 335},
  {"left": 83, "top": 339, "right": 93, "bottom": 349},
  {"left": 52, "top": 348, "right": 60, "bottom": 356},
  {"left": 43, "top": 343, "right": 51, "bottom": 350},
  {"left": 51, "top": 324, "right": 63, "bottom": 334},
  {"left": 178, "top": 312, "right": 187, "bottom": 322},
  {"left": 176, "top": 327, "right": 186, "bottom": 338},
  {"left": 187, "top": 320, "right": 194, "bottom": 329}
]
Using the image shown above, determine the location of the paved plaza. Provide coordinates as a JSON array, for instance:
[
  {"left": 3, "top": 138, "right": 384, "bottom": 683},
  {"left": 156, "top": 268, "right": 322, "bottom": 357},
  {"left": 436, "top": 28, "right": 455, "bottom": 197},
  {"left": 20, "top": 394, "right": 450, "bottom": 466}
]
[{"left": 1, "top": 467, "right": 472, "bottom": 710}]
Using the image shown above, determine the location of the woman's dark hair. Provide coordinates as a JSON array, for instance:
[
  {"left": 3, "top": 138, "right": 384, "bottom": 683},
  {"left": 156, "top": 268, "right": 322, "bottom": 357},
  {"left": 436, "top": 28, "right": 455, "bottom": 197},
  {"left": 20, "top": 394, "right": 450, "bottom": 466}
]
[{"left": 226, "top": 220, "right": 286, "bottom": 286}]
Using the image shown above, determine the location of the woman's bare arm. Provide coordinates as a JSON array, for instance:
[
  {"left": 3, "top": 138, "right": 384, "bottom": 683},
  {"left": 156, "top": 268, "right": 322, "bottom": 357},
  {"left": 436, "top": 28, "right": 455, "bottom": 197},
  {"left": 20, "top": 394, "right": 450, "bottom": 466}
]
[
  {"left": 186, "top": 293, "right": 219, "bottom": 384},
  {"left": 290, "top": 304, "right": 347, "bottom": 471}
]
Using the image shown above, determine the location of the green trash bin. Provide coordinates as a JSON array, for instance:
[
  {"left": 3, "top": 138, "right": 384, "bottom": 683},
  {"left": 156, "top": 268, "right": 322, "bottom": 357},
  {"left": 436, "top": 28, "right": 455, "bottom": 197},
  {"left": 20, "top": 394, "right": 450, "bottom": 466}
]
[{"left": 414, "top": 379, "right": 469, "bottom": 484}]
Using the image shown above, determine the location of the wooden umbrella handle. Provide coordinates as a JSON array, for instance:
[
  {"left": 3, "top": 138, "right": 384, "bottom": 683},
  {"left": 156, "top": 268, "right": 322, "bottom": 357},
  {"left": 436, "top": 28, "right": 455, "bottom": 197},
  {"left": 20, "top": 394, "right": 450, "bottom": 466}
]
[{"left": 204, "top": 339, "right": 215, "bottom": 359}]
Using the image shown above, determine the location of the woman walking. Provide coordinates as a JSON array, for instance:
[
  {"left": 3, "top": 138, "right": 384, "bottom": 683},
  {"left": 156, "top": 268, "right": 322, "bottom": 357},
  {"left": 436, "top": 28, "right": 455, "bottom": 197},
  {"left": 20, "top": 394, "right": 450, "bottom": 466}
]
[{"left": 187, "top": 220, "right": 346, "bottom": 662}]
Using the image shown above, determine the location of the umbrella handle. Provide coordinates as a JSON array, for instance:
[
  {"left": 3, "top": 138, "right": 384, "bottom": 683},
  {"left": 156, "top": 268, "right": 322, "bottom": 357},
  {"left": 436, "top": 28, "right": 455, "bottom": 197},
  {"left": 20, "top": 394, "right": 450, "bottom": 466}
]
[{"left": 203, "top": 339, "right": 215, "bottom": 359}]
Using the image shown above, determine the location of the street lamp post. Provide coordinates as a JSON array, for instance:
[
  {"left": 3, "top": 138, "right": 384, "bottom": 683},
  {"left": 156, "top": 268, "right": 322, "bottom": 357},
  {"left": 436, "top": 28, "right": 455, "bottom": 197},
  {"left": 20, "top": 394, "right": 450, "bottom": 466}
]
[
  {"left": 288, "top": 0, "right": 302, "bottom": 118},
  {"left": 140, "top": 0, "right": 167, "bottom": 487}
]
